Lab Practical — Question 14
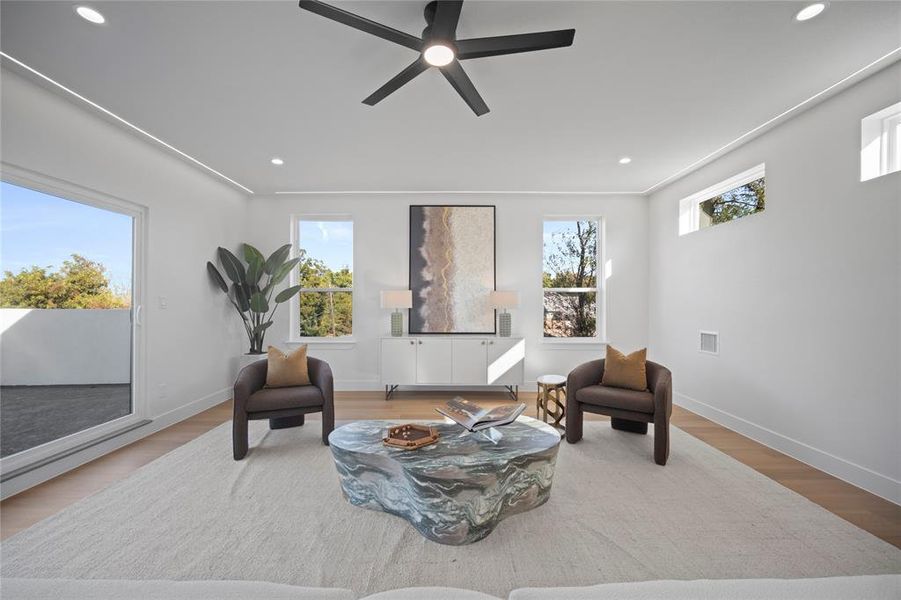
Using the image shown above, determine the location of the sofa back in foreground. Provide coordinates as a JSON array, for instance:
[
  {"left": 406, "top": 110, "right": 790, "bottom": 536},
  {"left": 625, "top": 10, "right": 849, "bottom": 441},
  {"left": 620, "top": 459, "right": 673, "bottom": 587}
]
[{"left": 3, "top": 575, "right": 899, "bottom": 600}]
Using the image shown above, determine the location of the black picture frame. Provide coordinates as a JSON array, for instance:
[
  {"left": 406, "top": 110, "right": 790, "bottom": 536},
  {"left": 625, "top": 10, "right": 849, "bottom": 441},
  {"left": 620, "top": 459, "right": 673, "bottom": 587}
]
[{"left": 408, "top": 205, "right": 497, "bottom": 335}]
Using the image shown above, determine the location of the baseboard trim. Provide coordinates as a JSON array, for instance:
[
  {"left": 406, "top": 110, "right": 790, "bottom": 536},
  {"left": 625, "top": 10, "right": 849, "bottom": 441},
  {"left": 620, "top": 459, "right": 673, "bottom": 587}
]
[
  {"left": 0, "top": 387, "right": 231, "bottom": 500},
  {"left": 674, "top": 391, "right": 901, "bottom": 506},
  {"left": 334, "top": 379, "right": 380, "bottom": 392}
]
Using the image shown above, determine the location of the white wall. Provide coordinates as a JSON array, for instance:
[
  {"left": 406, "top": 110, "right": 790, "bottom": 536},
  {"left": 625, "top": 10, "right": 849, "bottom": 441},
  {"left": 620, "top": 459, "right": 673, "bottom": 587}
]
[
  {"left": 247, "top": 194, "right": 648, "bottom": 389},
  {"left": 1, "top": 309, "right": 131, "bottom": 385},
  {"left": 648, "top": 62, "right": 901, "bottom": 502},
  {"left": 1, "top": 66, "right": 248, "bottom": 495}
]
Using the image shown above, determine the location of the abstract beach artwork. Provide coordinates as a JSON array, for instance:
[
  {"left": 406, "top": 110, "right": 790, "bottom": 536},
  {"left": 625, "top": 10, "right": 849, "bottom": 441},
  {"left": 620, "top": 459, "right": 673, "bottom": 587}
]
[{"left": 409, "top": 205, "right": 496, "bottom": 334}]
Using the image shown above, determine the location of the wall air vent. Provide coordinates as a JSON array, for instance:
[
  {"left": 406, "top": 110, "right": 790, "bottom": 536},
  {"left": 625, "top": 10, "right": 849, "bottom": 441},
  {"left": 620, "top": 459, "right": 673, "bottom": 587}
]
[{"left": 700, "top": 331, "right": 719, "bottom": 355}]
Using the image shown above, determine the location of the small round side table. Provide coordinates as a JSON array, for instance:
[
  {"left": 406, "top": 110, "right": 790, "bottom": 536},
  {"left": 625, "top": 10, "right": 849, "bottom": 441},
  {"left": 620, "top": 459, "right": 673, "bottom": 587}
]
[{"left": 536, "top": 374, "right": 566, "bottom": 430}]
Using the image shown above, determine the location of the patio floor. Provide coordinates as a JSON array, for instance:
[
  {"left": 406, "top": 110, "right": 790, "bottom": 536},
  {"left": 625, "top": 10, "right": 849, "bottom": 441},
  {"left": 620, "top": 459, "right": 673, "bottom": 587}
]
[{"left": 1, "top": 384, "right": 131, "bottom": 458}]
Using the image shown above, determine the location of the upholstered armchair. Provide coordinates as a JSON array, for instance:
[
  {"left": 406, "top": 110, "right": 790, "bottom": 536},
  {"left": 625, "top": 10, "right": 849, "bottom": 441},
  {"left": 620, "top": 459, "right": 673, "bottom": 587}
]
[
  {"left": 232, "top": 356, "right": 335, "bottom": 460},
  {"left": 565, "top": 359, "right": 672, "bottom": 465}
]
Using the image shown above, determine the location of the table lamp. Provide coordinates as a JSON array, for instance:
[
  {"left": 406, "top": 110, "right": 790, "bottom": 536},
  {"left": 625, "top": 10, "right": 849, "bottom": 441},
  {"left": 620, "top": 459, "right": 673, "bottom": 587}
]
[
  {"left": 381, "top": 290, "right": 413, "bottom": 336},
  {"left": 490, "top": 291, "right": 519, "bottom": 337}
]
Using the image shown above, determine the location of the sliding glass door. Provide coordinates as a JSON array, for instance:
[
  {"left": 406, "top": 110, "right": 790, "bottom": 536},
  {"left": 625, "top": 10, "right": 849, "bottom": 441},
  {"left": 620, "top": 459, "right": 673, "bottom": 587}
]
[{"left": 0, "top": 173, "right": 144, "bottom": 473}]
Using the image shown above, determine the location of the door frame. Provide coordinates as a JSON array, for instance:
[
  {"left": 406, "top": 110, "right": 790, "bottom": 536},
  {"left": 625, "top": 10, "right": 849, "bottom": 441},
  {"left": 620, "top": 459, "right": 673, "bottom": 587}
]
[{"left": 0, "top": 163, "right": 148, "bottom": 476}]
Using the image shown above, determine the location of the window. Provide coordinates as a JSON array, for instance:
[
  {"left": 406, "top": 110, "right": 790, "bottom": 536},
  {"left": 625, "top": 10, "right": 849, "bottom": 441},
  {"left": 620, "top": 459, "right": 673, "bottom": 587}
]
[
  {"left": 679, "top": 164, "right": 765, "bottom": 235},
  {"left": 861, "top": 101, "right": 901, "bottom": 181},
  {"left": 0, "top": 171, "right": 145, "bottom": 474},
  {"left": 294, "top": 217, "right": 353, "bottom": 338},
  {"left": 542, "top": 219, "right": 600, "bottom": 339}
]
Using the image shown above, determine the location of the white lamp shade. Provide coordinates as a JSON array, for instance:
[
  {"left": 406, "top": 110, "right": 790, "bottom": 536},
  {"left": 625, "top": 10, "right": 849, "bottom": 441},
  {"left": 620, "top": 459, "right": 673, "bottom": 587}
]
[
  {"left": 490, "top": 290, "right": 519, "bottom": 309},
  {"left": 380, "top": 290, "right": 413, "bottom": 309}
]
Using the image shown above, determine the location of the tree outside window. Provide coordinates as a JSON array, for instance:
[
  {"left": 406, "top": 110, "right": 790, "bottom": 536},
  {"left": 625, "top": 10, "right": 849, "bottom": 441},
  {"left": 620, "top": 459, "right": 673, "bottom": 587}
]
[
  {"left": 296, "top": 219, "right": 353, "bottom": 338},
  {"left": 542, "top": 220, "right": 599, "bottom": 338},
  {"left": 698, "top": 177, "right": 765, "bottom": 226}
]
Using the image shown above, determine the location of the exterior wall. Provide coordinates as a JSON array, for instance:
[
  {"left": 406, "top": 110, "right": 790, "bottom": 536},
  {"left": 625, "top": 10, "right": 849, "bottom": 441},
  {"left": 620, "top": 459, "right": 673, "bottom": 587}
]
[{"left": 1, "top": 309, "right": 131, "bottom": 385}]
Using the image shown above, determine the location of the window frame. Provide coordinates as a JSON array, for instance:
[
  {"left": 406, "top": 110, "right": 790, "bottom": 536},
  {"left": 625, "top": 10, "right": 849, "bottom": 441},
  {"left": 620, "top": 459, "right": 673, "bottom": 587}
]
[
  {"left": 678, "top": 163, "right": 766, "bottom": 236},
  {"left": 881, "top": 112, "right": 901, "bottom": 175},
  {"left": 860, "top": 101, "right": 901, "bottom": 182},
  {"left": 0, "top": 162, "right": 148, "bottom": 479},
  {"left": 540, "top": 216, "right": 606, "bottom": 345},
  {"left": 288, "top": 214, "right": 355, "bottom": 344}
]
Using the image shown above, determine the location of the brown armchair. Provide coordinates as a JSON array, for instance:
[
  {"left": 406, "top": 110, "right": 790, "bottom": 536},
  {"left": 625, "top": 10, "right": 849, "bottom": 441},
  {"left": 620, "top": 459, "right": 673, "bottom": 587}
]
[
  {"left": 232, "top": 356, "right": 335, "bottom": 460},
  {"left": 565, "top": 359, "right": 672, "bottom": 465}
]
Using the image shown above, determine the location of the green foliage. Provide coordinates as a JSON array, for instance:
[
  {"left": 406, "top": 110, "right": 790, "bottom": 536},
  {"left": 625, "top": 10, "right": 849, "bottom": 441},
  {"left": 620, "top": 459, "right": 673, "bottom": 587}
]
[
  {"left": 542, "top": 221, "right": 598, "bottom": 338},
  {"left": 700, "top": 177, "right": 765, "bottom": 225},
  {"left": 0, "top": 254, "right": 130, "bottom": 309},
  {"left": 206, "top": 243, "right": 302, "bottom": 354},
  {"left": 297, "top": 253, "right": 352, "bottom": 338}
]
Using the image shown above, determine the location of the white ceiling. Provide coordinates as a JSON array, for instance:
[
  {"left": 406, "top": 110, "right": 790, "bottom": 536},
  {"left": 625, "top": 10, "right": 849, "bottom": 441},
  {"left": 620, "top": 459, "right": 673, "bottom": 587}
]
[{"left": 1, "top": 1, "right": 899, "bottom": 195}]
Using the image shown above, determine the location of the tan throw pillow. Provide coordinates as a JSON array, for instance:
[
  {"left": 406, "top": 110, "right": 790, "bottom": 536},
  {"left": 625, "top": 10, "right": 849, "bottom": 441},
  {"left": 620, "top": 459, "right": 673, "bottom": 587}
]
[
  {"left": 265, "top": 345, "right": 310, "bottom": 388},
  {"left": 601, "top": 345, "right": 648, "bottom": 391}
]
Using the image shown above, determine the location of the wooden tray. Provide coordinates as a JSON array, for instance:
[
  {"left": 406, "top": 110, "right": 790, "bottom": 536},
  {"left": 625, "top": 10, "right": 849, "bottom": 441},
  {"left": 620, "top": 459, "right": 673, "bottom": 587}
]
[{"left": 383, "top": 424, "right": 439, "bottom": 450}]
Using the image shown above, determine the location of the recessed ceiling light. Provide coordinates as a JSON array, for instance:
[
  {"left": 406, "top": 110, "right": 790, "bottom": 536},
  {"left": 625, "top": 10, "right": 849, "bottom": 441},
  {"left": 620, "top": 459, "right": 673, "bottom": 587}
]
[
  {"left": 271, "top": 157, "right": 284, "bottom": 166},
  {"left": 795, "top": 2, "right": 826, "bottom": 21},
  {"left": 75, "top": 5, "right": 105, "bottom": 24},
  {"left": 618, "top": 157, "right": 632, "bottom": 165},
  {"left": 423, "top": 44, "right": 455, "bottom": 67}
]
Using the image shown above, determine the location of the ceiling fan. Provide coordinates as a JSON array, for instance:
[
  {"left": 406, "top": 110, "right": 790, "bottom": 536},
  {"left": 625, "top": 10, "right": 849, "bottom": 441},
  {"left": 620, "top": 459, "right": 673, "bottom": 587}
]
[{"left": 298, "top": 0, "right": 576, "bottom": 116}]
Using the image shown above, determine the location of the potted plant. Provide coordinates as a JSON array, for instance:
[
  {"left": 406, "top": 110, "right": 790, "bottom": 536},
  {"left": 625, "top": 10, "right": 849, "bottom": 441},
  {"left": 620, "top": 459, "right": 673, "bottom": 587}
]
[{"left": 206, "top": 244, "right": 301, "bottom": 355}]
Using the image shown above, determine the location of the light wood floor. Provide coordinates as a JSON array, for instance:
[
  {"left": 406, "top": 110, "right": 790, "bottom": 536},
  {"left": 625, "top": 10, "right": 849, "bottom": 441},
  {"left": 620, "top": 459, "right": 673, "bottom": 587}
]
[{"left": 2, "top": 390, "right": 899, "bottom": 549}]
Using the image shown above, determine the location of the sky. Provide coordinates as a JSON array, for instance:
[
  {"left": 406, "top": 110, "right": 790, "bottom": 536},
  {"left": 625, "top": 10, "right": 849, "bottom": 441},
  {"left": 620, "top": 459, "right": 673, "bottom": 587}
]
[
  {"left": 298, "top": 219, "right": 353, "bottom": 272},
  {"left": 0, "top": 182, "right": 133, "bottom": 290},
  {"left": 543, "top": 220, "right": 592, "bottom": 273}
]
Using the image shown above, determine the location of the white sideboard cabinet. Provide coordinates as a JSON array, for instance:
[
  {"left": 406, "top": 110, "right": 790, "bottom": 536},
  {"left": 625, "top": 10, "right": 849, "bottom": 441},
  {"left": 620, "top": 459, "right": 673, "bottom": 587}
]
[{"left": 380, "top": 336, "right": 525, "bottom": 400}]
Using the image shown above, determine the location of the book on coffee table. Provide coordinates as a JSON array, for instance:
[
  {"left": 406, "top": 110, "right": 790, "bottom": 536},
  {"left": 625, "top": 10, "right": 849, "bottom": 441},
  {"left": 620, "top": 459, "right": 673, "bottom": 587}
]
[{"left": 436, "top": 397, "right": 526, "bottom": 432}]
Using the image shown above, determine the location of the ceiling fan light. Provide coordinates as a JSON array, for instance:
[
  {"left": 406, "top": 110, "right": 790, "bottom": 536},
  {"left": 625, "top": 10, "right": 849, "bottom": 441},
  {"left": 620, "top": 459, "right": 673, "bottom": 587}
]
[
  {"left": 795, "top": 2, "right": 826, "bottom": 21},
  {"left": 424, "top": 44, "right": 455, "bottom": 67},
  {"left": 75, "top": 5, "right": 106, "bottom": 24}
]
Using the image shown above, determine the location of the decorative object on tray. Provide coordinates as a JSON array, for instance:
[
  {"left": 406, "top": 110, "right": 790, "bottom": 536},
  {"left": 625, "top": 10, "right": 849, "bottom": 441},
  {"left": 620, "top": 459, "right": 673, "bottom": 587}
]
[
  {"left": 409, "top": 205, "right": 496, "bottom": 334},
  {"left": 490, "top": 290, "right": 519, "bottom": 337},
  {"left": 383, "top": 424, "right": 439, "bottom": 450},
  {"left": 436, "top": 397, "right": 526, "bottom": 442},
  {"left": 380, "top": 290, "right": 413, "bottom": 336}
]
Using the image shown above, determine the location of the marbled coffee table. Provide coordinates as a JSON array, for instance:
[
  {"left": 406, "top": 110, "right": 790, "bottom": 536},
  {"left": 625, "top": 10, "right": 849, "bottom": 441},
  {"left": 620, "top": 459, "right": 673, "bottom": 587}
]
[{"left": 328, "top": 417, "right": 561, "bottom": 545}]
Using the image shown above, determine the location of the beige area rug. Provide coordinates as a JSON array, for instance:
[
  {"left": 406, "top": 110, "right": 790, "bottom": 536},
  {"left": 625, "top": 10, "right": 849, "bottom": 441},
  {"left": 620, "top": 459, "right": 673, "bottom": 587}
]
[{"left": 2, "top": 420, "right": 899, "bottom": 597}]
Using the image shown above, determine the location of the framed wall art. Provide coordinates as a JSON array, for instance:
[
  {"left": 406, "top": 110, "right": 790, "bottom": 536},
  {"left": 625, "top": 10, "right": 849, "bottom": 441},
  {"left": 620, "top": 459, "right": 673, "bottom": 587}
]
[{"left": 409, "top": 205, "right": 496, "bottom": 334}]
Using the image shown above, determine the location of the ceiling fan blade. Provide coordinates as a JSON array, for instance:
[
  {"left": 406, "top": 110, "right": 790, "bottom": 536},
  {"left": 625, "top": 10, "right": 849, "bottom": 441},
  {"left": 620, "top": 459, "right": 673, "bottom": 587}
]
[
  {"left": 362, "top": 59, "right": 429, "bottom": 106},
  {"left": 456, "top": 29, "right": 575, "bottom": 60},
  {"left": 298, "top": 1, "right": 422, "bottom": 51},
  {"left": 441, "top": 60, "right": 489, "bottom": 116},
  {"left": 431, "top": 1, "right": 463, "bottom": 40}
]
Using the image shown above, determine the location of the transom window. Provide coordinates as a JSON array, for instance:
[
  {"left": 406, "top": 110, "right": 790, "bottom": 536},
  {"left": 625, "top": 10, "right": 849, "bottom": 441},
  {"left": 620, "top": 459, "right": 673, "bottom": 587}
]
[
  {"left": 294, "top": 217, "right": 353, "bottom": 338},
  {"left": 542, "top": 219, "right": 600, "bottom": 339},
  {"left": 679, "top": 164, "right": 766, "bottom": 236},
  {"left": 861, "top": 101, "right": 901, "bottom": 182}
]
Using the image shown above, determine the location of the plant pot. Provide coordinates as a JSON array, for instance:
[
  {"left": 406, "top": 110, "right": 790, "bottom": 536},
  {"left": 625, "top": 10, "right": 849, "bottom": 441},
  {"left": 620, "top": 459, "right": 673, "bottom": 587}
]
[{"left": 233, "top": 353, "right": 265, "bottom": 379}]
